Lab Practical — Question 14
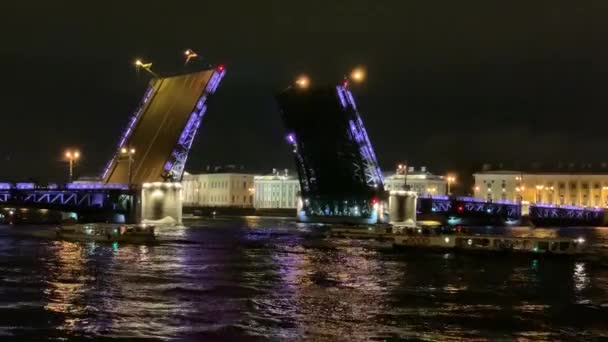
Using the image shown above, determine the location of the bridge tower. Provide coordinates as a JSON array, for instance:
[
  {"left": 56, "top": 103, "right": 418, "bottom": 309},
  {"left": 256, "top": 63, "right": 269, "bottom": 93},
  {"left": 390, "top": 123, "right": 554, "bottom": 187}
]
[{"left": 276, "top": 83, "right": 387, "bottom": 224}]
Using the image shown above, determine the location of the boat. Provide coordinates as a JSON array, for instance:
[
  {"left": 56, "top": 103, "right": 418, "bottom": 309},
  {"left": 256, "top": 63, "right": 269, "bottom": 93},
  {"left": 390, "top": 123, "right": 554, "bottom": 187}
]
[
  {"left": 328, "top": 224, "right": 393, "bottom": 239},
  {"left": 56, "top": 223, "right": 156, "bottom": 244},
  {"left": 393, "top": 229, "right": 588, "bottom": 256}
]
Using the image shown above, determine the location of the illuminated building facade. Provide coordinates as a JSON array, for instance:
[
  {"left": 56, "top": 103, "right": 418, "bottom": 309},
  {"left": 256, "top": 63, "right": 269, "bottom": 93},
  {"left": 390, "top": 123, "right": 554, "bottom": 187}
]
[
  {"left": 384, "top": 166, "right": 447, "bottom": 196},
  {"left": 182, "top": 172, "right": 255, "bottom": 208},
  {"left": 254, "top": 169, "right": 300, "bottom": 209},
  {"left": 474, "top": 170, "right": 608, "bottom": 207}
]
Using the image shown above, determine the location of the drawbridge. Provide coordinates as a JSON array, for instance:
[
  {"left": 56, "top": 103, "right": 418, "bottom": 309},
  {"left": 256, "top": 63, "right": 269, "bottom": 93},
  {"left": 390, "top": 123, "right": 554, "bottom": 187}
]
[
  {"left": 276, "top": 84, "right": 386, "bottom": 224},
  {"left": 101, "top": 66, "right": 225, "bottom": 184}
]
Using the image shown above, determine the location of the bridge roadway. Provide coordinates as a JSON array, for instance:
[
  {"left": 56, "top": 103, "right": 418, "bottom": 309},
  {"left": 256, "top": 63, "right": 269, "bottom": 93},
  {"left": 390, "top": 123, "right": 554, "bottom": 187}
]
[{"left": 102, "top": 67, "right": 224, "bottom": 184}]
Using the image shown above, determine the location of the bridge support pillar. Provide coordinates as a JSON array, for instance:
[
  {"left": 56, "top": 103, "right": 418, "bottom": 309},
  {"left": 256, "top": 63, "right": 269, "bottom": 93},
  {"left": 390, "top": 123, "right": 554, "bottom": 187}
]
[
  {"left": 141, "top": 183, "right": 182, "bottom": 224},
  {"left": 389, "top": 191, "right": 417, "bottom": 227}
]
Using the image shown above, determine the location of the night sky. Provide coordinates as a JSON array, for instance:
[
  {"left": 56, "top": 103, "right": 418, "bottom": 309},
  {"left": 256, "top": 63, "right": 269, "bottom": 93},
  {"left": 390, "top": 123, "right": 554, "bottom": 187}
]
[{"left": 2, "top": 1, "right": 608, "bottom": 183}]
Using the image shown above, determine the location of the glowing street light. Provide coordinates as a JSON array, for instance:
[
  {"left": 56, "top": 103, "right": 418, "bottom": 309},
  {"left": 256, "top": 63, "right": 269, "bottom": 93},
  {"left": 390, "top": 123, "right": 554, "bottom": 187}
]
[
  {"left": 446, "top": 175, "right": 456, "bottom": 195},
  {"left": 134, "top": 59, "right": 158, "bottom": 77},
  {"left": 121, "top": 147, "right": 136, "bottom": 186},
  {"left": 65, "top": 149, "right": 80, "bottom": 182},
  {"left": 535, "top": 185, "right": 544, "bottom": 203},
  {"left": 350, "top": 67, "right": 366, "bottom": 83},
  {"left": 184, "top": 49, "right": 199, "bottom": 64},
  {"left": 295, "top": 75, "right": 310, "bottom": 89}
]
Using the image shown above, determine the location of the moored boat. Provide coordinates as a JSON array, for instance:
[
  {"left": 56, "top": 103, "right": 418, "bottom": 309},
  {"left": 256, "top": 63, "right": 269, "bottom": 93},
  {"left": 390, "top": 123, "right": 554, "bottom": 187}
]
[
  {"left": 328, "top": 224, "right": 393, "bottom": 239},
  {"left": 56, "top": 223, "right": 156, "bottom": 244},
  {"left": 393, "top": 232, "right": 587, "bottom": 256}
]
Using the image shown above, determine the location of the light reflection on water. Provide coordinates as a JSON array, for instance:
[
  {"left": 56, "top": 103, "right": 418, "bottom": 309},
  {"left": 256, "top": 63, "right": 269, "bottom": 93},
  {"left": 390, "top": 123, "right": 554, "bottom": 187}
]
[{"left": 0, "top": 220, "right": 606, "bottom": 340}]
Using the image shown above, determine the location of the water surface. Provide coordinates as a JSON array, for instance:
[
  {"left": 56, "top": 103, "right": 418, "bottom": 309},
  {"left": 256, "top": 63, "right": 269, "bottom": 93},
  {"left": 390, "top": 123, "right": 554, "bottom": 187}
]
[{"left": 0, "top": 219, "right": 607, "bottom": 340}]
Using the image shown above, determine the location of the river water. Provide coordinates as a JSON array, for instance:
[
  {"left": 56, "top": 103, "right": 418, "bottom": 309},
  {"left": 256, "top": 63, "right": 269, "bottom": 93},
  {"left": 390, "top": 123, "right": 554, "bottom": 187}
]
[{"left": 0, "top": 218, "right": 607, "bottom": 340}]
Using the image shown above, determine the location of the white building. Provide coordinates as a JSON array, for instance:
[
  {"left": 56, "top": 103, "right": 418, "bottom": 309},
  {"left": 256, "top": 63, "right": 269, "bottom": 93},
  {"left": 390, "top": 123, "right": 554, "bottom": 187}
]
[
  {"left": 254, "top": 169, "right": 300, "bottom": 209},
  {"left": 474, "top": 170, "right": 608, "bottom": 206},
  {"left": 384, "top": 166, "right": 447, "bottom": 196},
  {"left": 182, "top": 172, "right": 255, "bottom": 207}
]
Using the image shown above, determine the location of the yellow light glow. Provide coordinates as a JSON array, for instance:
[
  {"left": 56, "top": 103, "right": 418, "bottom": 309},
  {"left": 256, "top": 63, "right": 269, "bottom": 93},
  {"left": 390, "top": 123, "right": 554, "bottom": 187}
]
[
  {"left": 295, "top": 75, "right": 310, "bottom": 89},
  {"left": 350, "top": 67, "right": 366, "bottom": 83},
  {"left": 65, "top": 152, "right": 71, "bottom": 158},
  {"left": 130, "top": 148, "right": 136, "bottom": 154},
  {"left": 135, "top": 59, "right": 143, "bottom": 66}
]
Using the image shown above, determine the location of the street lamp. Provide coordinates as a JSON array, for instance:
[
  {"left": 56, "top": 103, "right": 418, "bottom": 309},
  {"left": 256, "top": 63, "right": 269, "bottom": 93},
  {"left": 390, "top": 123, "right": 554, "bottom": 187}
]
[
  {"left": 350, "top": 67, "right": 366, "bottom": 83},
  {"left": 184, "top": 48, "right": 199, "bottom": 65},
  {"left": 64, "top": 150, "right": 80, "bottom": 182},
  {"left": 121, "top": 147, "right": 136, "bottom": 186},
  {"left": 446, "top": 175, "right": 456, "bottom": 195},
  {"left": 135, "top": 59, "right": 158, "bottom": 77},
  {"left": 535, "top": 185, "right": 544, "bottom": 203},
  {"left": 295, "top": 75, "right": 310, "bottom": 89}
]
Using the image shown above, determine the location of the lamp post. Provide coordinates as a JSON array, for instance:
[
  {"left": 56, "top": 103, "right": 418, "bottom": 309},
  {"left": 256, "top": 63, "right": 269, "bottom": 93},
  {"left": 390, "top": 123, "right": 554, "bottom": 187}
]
[
  {"left": 184, "top": 49, "right": 199, "bottom": 65},
  {"left": 547, "top": 186, "right": 555, "bottom": 204},
  {"left": 135, "top": 59, "right": 158, "bottom": 78},
  {"left": 121, "top": 147, "right": 136, "bottom": 187},
  {"left": 65, "top": 150, "right": 80, "bottom": 183},
  {"left": 535, "top": 185, "right": 544, "bottom": 203},
  {"left": 446, "top": 175, "right": 456, "bottom": 195},
  {"left": 515, "top": 185, "right": 525, "bottom": 203}
]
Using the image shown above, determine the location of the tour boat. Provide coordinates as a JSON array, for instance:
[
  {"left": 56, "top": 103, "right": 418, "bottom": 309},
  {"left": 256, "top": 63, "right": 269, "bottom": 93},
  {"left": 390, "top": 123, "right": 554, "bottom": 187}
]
[
  {"left": 56, "top": 223, "right": 156, "bottom": 244},
  {"left": 328, "top": 224, "right": 393, "bottom": 239},
  {"left": 393, "top": 230, "right": 588, "bottom": 256}
]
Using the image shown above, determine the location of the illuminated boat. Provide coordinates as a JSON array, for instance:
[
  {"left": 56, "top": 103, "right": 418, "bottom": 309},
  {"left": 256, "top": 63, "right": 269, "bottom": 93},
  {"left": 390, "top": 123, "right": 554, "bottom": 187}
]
[
  {"left": 393, "top": 230, "right": 588, "bottom": 255},
  {"left": 56, "top": 223, "right": 156, "bottom": 244},
  {"left": 328, "top": 225, "right": 393, "bottom": 239}
]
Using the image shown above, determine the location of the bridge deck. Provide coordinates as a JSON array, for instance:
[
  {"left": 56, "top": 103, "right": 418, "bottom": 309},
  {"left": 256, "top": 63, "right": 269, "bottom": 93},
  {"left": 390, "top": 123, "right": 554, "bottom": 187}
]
[{"left": 102, "top": 69, "right": 219, "bottom": 184}]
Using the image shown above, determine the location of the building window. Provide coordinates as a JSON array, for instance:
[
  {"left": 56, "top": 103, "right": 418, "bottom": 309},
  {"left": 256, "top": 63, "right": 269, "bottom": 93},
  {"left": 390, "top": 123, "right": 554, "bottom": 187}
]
[{"left": 570, "top": 182, "right": 577, "bottom": 190}]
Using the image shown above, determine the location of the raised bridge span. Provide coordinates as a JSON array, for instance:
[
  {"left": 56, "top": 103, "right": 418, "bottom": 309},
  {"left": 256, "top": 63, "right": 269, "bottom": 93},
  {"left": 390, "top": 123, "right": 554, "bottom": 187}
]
[{"left": 101, "top": 67, "right": 225, "bottom": 184}]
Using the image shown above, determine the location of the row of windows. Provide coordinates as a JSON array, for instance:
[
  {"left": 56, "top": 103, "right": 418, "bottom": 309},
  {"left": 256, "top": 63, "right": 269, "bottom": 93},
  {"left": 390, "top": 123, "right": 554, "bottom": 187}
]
[
  {"left": 199, "top": 195, "right": 253, "bottom": 204},
  {"left": 481, "top": 179, "right": 608, "bottom": 190},
  {"left": 204, "top": 181, "right": 250, "bottom": 189}
]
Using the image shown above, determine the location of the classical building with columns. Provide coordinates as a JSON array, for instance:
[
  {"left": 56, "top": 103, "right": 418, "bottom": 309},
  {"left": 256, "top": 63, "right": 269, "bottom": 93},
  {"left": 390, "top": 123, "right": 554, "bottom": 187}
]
[
  {"left": 384, "top": 166, "right": 447, "bottom": 196},
  {"left": 473, "top": 170, "right": 608, "bottom": 207}
]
